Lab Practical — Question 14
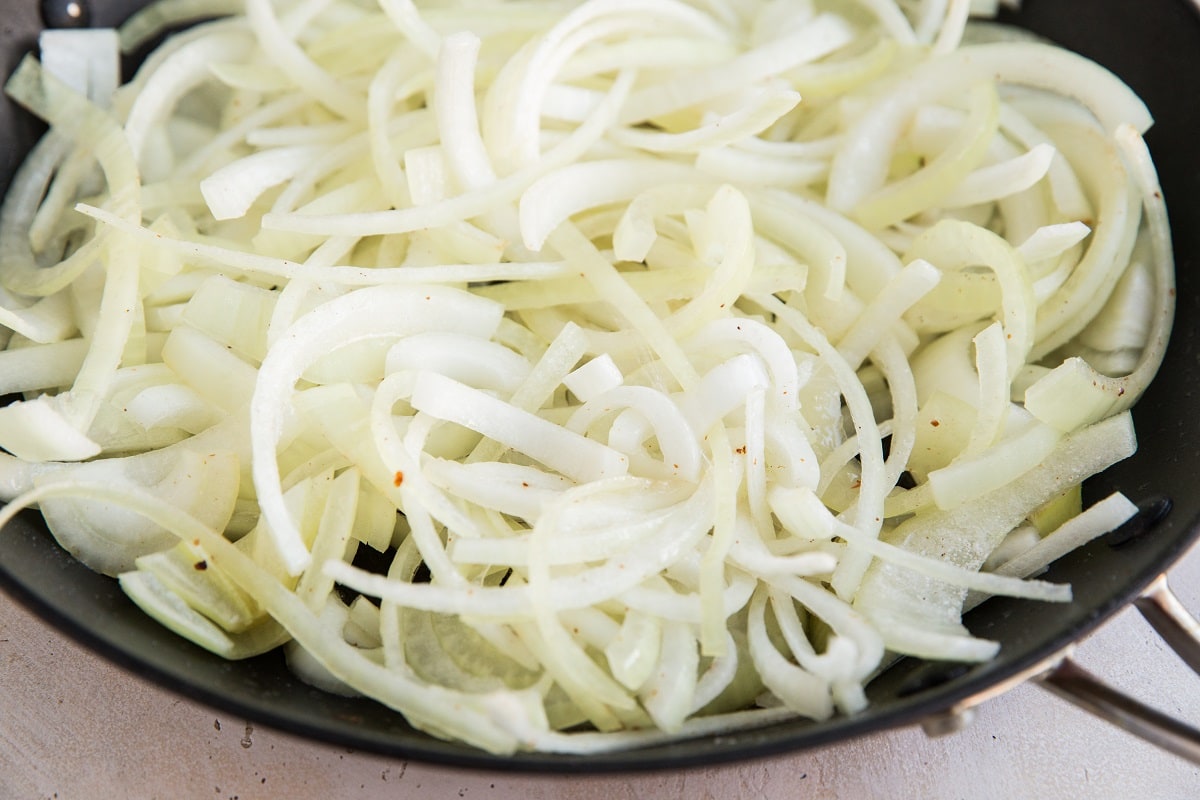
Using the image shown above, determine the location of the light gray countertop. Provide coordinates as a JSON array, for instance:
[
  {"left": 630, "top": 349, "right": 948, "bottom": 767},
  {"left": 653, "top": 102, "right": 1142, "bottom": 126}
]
[{"left": 3, "top": 542, "right": 1199, "bottom": 799}]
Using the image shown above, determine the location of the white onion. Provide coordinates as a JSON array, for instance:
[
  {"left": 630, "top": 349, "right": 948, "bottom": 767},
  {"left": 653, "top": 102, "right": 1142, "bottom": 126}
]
[{"left": 0, "top": 0, "right": 1171, "bottom": 756}]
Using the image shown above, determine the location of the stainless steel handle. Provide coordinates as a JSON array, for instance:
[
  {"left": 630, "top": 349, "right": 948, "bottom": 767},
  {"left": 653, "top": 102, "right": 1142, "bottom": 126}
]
[
  {"left": 1134, "top": 575, "right": 1200, "bottom": 671},
  {"left": 1035, "top": 575, "right": 1200, "bottom": 764}
]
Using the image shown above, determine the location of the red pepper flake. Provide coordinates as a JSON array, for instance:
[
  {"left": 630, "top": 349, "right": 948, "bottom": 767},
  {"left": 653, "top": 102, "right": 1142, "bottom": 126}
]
[
  {"left": 735, "top": 445, "right": 747, "bottom": 455},
  {"left": 194, "top": 560, "right": 208, "bottom": 571},
  {"left": 393, "top": 470, "right": 405, "bottom": 487},
  {"left": 851, "top": 479, "right": 862, "bottom": 489},
  {"left": 930, "top": 419, "right": 941, "bottom": 427}
]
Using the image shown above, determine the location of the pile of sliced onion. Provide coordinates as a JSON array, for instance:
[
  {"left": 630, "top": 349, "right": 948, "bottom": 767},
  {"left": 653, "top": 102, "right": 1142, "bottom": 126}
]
[{"left": 0, "top": 0, "right": 1172, "bottom": 754}]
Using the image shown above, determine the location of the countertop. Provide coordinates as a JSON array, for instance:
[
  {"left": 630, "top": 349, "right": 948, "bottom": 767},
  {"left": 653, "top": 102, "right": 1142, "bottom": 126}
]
[{"left": 3, "top": 543, "right": 1199, "bottom": 800}]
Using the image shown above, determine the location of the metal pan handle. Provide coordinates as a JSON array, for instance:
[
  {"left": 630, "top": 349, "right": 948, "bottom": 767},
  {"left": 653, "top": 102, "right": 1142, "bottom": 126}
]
[{"left": 1035, "top": 575, "right": 1200, "bottom": 764}]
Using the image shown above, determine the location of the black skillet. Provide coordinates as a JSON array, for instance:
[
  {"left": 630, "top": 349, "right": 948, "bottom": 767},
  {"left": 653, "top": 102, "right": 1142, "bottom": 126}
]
[{"left": 1, "top": 0, "right": 1199, "bottom": 773}]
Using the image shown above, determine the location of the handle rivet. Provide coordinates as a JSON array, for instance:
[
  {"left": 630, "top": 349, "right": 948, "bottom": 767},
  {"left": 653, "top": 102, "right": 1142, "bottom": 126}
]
[{"left": 40, "top": 0, "right": 91, "bottom": 29}]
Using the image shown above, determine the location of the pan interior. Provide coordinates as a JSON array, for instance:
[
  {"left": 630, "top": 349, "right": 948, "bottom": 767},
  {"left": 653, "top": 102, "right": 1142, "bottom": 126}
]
[{"left": 0, "top": 0, "right": 1198, "bottom": 772}]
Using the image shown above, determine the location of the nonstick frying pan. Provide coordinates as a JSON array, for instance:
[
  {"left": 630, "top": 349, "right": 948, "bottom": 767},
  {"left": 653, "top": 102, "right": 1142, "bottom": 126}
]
[{"left": 0, "top": 0, "right": 1198, "bottom": 773}]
